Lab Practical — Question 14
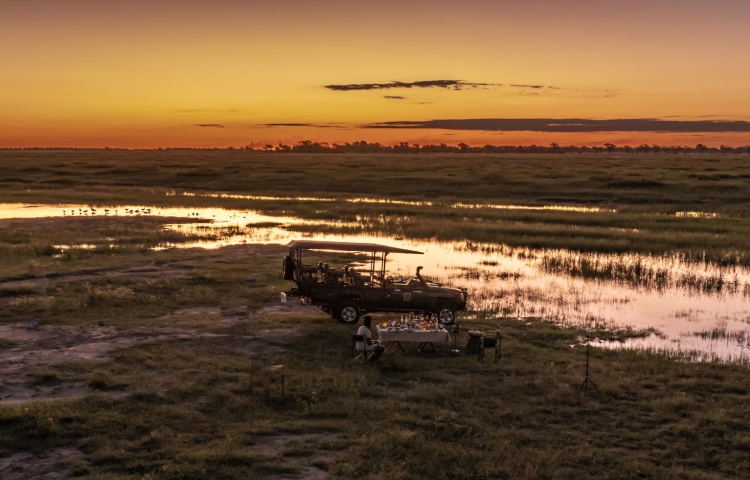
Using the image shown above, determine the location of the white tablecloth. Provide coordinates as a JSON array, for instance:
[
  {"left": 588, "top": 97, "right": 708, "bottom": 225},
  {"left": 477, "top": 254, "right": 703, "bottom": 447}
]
[{"left": 376, "top": 325, "right": 452, "bottom": 344}]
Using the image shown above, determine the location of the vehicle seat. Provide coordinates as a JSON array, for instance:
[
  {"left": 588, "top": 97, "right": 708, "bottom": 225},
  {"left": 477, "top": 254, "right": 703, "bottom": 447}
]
[
  {"left": 300, "top": 264, "right": 318, "bottom": 282},
  {"left": 348, "top": 268, "right": 365, "bottom": 287}
]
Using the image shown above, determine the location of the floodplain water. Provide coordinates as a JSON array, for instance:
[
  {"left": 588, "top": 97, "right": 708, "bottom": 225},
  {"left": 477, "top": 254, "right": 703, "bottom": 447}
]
[{"left": 2, "top": 201, "right": 749, "bottom": 364}]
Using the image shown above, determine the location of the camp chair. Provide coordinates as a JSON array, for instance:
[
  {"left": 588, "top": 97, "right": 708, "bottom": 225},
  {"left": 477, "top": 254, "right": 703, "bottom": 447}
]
[
  {"left": 351, "top": 334, "right": 374, "bottom": 361},
  {"left": 479, "top": 331, "right": 500, "bottom": 363},
  {"left": 465, "top": 330, "right": 483, "bottom": 355}
]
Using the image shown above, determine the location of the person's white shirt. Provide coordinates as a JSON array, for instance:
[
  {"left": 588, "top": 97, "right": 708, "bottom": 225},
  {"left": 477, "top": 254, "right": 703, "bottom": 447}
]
[{"left": 356, "top": 325, "right": 379, "bottom": 351}]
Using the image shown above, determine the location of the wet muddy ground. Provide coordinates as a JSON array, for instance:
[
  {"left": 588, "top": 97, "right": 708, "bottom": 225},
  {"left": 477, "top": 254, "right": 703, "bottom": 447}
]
[
  {"left": 0, "top": 291, "right": 315, "bottom": 478},
  {"left": 4, "top": 201, "right": 750, "bottom": 362},
  {"left": 0, "top": 302, "right": 308, "bottom": 405},
  {"left": 0, "top": 227, "right": 327, "bottom": 476}
]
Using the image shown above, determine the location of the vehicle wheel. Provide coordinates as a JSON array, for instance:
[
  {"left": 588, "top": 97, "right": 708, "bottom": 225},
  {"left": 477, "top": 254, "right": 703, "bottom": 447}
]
[
  {"left": 434, "top": 302, "right": 456, "bottom": 325},
  {"left": 336, "top": 301, "right": 361, "bottom": 324}
]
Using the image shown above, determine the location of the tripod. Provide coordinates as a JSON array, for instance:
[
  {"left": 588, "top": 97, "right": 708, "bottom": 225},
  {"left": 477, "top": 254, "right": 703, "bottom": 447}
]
[
  {"left": 579, "top": 342, "right": 598, "bottom": 390},
  {"left": 450, "top": 322, "right": 461, "bottom": 355}
]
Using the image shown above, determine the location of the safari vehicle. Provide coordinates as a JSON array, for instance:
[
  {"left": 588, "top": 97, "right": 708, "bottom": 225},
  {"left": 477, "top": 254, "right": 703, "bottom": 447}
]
[{"left": 281, "top": 240, "right": 467, "bottom": 324}]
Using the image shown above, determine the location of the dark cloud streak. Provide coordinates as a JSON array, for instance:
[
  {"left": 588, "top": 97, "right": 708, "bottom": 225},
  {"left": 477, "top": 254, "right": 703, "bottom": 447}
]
[
  {"left": 323, "top": 80, "right": 607, "bottom": 97},
  {"left": 262, "top": 123, "right": 315, "bottom": 127},
  {"left": 363, "top": 118, "right": 750, "bottom": 133},
  {"left": 325, "top": 80, "right": 496, "bottom": 91},
  {"left": 261, "top": 123, "right": 343, "bottom": 129},
  {"left": 178, "top": 109, "right": 240, "bottom": 113}
]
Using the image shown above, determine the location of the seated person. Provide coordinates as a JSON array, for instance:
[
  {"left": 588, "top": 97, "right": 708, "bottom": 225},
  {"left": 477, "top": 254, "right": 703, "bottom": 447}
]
[
  {"left": 346, "top": 266, "right": 367, "bottom": 286},
  {"left": 356, "top": 316, "right": 384, "bottom": 361},
  {"left": 393, "top": 275, "right": 411, "bottom": 285}
]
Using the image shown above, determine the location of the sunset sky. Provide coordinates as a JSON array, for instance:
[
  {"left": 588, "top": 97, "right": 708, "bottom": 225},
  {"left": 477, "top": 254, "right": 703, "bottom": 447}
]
[{"left": 2, "top": 0, "right": 750, "bottom": 148}]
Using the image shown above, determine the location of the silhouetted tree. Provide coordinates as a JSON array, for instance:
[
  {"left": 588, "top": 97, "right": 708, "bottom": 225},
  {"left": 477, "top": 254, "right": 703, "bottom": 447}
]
[{"left": 219, "top": 140, "right": 750, "bottom": 155}]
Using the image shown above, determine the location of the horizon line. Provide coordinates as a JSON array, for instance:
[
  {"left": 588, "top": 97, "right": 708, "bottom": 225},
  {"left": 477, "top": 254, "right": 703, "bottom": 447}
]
[{"left": 3, "top": 142, "right": 750, "bottom": 151}]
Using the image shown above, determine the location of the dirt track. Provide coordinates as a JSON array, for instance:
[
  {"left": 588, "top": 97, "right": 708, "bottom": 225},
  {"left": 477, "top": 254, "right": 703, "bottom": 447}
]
[{"left": 0, "top": 304, "right": 307, "bottom": 404}]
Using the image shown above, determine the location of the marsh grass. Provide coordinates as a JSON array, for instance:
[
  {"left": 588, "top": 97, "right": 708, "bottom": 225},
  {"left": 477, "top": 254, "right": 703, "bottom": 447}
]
[
  {"left": 0, "top": 217, "right": 214, "bottom": 279},
  {"left": 4, "top": 314, "right": 750, "bottom": 478},
  {"left": 0, "top": 221, "right": 286, "bottom": 326},
  {"left": 3, "top": 151, "right": 750, "bottom": 216},
  {"left": 694, "top": 327, "right": 748, "bottom": 344},
  {"left": 540, "top": 251, "right": 749, "bottom": 294},
  {"left": 4, "top": 151, "right": 750, "bottom": 265},
  {"left": 2, "top": 151, "right": 750, "bottom": 477},
  {"left": 0, "top": 247, "right": 748, "bottom": 477}
]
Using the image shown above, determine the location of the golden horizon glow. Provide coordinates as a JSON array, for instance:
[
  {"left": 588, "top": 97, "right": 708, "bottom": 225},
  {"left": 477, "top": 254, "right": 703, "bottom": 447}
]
[{"left": 2, "top": 1, "right": 750, "bottom": 148}]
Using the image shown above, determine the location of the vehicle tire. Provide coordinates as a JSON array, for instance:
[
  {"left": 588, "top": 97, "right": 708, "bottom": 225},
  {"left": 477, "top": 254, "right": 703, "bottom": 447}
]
[
  {"left": 433, "top": 302, "right": 456, "bottom": 325},
  {"left": 336, "top": 300, "right": 361, "bottom": 324}
]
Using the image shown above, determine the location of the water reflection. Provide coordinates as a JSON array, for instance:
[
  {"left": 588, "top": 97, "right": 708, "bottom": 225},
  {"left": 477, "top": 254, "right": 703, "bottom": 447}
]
[
  {"left": 676, "top": 211, "right": 721, "bottom": 218},
  {"left": 168, "top": 191, "right": 615, "bottom": 213},
  {"left": 169, "top": 191, "right": 338, "bottom": 203},
  {"left": 2, "top": 202, "right": 749, "bottom": 364}
]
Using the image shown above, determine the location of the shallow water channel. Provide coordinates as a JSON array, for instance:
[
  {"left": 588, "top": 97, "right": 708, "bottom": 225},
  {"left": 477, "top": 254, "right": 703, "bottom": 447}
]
[{"left": 3, "top": 202, "right": 750, "bottom": 364}]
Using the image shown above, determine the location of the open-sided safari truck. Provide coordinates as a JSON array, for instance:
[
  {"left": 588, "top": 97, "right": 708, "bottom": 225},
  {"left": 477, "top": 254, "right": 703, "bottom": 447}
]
[{"left": 281, "top": 240, "right": 468, "bottom": 324}]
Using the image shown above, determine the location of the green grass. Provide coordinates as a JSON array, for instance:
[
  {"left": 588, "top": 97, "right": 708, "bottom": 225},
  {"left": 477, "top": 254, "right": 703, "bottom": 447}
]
[
  {"left": 1, "top": 151, "right": 750, "bottom": 478},
  {"left": 0, "top": 229, "right": 286, "bottom": 327},
  {"left": 3, "top": 150, "right": 750, "bottom": 265},
  {"left": 3, "top": 313, "right": 750, "bottom": 478},
  {"left": 1, "top": 151, "right": 749, "bottom": 215},
  {"left": 287, "top": 206, "right": 750, "bottom": 265}
]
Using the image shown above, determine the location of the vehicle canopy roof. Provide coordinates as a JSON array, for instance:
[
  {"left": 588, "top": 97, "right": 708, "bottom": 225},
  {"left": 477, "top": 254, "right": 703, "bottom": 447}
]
[{"left": 286, "top": 240, "right": 422, "bottom": 255}]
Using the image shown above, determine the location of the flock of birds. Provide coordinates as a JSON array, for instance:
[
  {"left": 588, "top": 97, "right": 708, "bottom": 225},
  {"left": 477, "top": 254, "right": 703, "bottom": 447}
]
[
  {"left": 62, "top": 207, "right": 154, "bottom": 216},
  {"left": 59, "top": 208, "right": 224, "bottom": 219}
]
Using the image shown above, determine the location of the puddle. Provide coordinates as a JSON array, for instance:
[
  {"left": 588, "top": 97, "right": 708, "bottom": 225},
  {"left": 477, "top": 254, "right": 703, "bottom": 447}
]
[{"left": 2, "top": 201, "right": 750, "bottom": 364}]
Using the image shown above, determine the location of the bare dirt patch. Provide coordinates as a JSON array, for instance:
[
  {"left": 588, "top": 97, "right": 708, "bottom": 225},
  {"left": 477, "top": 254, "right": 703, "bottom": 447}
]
[
  {"left": 252, "top": 301, "right": 311, "bottom": 317},
  {"left": 248, "top": 432, "right": 338, "bottom": 480},
  {"left": 0, "top": 315, "right": 302, "bottom": 404},
  {"left": 0, "top": 261, "right": 189, "bottom": 292},
  {"left": 0, "top": 447, "right": 83, "bottom": 480}
]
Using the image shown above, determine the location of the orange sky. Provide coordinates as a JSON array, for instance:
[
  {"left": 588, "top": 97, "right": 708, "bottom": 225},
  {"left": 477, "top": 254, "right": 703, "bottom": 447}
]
[{"left": 2, "top": 0, "right": 750, "bottom": 148}]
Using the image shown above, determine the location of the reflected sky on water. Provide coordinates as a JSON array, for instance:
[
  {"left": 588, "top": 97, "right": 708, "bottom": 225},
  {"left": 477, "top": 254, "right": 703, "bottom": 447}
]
[
  {"left": 2, "top": 201, "right": 749, "bottom": 364},
  {"left": 169, "top": 190, "right": 615, "bottom": 213}
]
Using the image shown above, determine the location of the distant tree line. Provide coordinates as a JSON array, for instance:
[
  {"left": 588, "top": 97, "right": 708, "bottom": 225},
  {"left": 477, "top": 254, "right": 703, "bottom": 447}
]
[
  {"left": 253, "top": 141, "right": 750, "bottom": 154},
  {"left": 6, "top": 142, "right": 750, "bottom": 153}
]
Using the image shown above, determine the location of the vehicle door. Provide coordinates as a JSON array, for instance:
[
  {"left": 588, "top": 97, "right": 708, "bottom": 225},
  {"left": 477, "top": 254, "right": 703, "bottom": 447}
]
[
  {"left": 383, "top": 279, "right": 424, "bottom": 311},
  {"left": 407, "top": 278, "right": 434, "bottom": 311}
]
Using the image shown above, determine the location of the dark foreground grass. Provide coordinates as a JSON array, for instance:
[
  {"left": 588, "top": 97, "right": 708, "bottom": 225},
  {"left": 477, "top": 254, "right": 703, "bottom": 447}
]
[
  {"left": 0, "top": 217, "right": 748, "bottom": 478},
  {"left": 1, "top": 151, "right": 750, "bottom": 478},
  {"left": 2, "top": 313, "right": 749, "bottom": 479}
]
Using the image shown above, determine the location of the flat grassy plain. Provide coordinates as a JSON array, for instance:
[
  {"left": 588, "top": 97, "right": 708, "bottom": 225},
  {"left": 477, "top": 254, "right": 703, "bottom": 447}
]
[
  {"left": 4, "top": 150, "right": 750, "bottom": 264},
  {"left": 1, "top": 150, "right": 750, "bottom": 478},
  {"left": 4, "top": 150, "right": 750, "bottom": 214}
]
